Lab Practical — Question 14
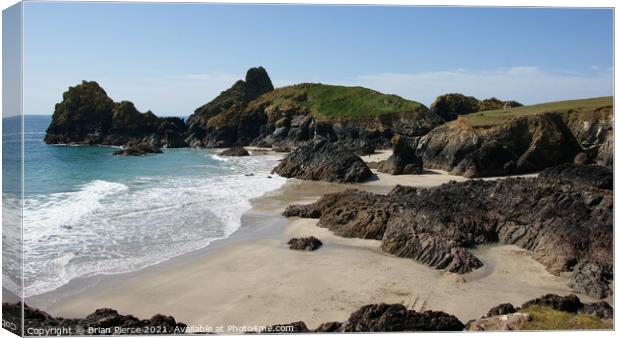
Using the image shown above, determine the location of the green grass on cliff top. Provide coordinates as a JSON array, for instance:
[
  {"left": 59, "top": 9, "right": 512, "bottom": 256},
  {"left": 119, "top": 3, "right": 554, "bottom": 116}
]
[
  {"left": 465, "top": 96, "right": 613, "bottom": 127},
  {"left": 256, "top": 83, "right": 425, "bottom": 119}
]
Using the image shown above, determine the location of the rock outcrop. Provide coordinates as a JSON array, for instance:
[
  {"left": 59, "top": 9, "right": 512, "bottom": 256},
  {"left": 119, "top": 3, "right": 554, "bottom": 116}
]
[
  {"left": 466, "top": 313, "right": 532, "bottom": 331},
  {"left": 429, "top": 94, "right": 522, "bottom": 121},
  {"left": 539, "top": 163, "right": 612, "bottom": 190},
  {"left": 287, "top": 236, "right": 323, "bottom": 251},
  {"left": 311, "top": 304, "right": 464, "bottom": 332},
  {"left": 284, "top": 169, "right": 613, "bottom": 297},
  {"left": 113, "top": 142, "right": 163, "bottom": 156},
  {"left": 272, "top": 140, "right": 373, "bottom": 183},
  {"left": 185, "top": 68, "right": 443, "bottom": 152},
  {"left": 185, "top": 67, "right": 274, "bottom": 148},
  {"left": 429, "top": 93, "right": 480, "bottom": 121},
  {"left": 2, "top": 303, "right": 186, "bottom": 336},
  {"left": 415, "top": 113, "right": 584, "bottom": 177},
  {"left": 220, "top": 146, "right": 250, "bottom": 156},
  {"left": 478, "top": 97, "right": 523, "bottom": 111},
  {"left": 562, "top": 107, "right": 613, "bottom": 167},
  {"left": 376, "top": 134, "right": 423, "bottom": 175},
  {"left": 486, "top": 303, "right": 517, "bottom": 317},
  {"left": 339, "top": 304, "right": 464, "bottom": 332},
  {"left": 45, "top": 81, "right": 187, "bottom": 148}
]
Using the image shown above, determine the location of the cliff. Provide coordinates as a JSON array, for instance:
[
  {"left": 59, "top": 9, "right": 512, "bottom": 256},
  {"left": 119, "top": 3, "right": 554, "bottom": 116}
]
[
  {"left": 185, "top": 67, "right": 443, "bottom": 150},
  {"left": 414, "top": 97, "right": 613, "bottom": 177}
]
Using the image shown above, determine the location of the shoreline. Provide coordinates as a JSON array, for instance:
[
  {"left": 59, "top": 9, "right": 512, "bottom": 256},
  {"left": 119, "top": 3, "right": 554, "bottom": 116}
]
[{"left": 25, "top": 151, "right": 609, "bottom": 330}]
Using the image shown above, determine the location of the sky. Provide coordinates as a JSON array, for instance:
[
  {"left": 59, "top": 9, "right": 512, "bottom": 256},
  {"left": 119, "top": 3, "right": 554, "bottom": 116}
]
[{"left": 21, "top": 2, "right": 614, "bottom": 117}]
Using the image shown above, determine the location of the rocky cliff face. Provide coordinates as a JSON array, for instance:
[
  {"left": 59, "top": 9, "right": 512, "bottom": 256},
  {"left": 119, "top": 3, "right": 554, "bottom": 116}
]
[
  {"left": 284, "top": 164, "right": 613, "bottom": 298},
  {"left": 414, "top": 113, "right": 584, "bottom": 177},
  {"left": 184, "top": 67, "right": 274, "bottom": 147},
  {"left": 44, "top": 81, "right": 187, "bottom": 148},
  {"left": 561, "top": 107, "right": 613, "bottom": 167},
  {"left": 185, "top": 68, "right": 443, "bottom": 150}
]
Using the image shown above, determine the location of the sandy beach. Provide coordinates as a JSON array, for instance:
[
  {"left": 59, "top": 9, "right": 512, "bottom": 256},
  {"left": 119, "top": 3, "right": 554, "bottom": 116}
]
[{"left": 26, "top": 150, "right": 607, "bottom": 332}]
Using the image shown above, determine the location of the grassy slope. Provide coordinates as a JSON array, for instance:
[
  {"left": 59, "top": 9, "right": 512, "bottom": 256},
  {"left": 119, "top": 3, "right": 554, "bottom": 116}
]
[
  {"left": 250, "top": 83, "right": 425, "bottom": 119},
  {"left": 520, "top": 305, "right": 612, "bottom": 330},
  {"left": 465, "top": 96, "right": 613, "bottom": 127}
]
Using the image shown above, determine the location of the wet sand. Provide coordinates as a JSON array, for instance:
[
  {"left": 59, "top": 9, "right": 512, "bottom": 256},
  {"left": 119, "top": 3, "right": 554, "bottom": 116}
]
[{"left": 27, "top": 155, "right": 604, "bottom": 332}]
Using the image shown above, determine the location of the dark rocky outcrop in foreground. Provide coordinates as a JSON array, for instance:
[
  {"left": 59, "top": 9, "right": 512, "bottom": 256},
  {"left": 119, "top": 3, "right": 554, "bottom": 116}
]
[
  {"left": 2, "top": 303, "right": 186, "bottom": 336},
  {"left": 308, "top": 304, "right": 465, "bottom": 332},
  {"left": 376, "top": 134, "right": 423, "bottom": 175},
  {"left": 113, "top": 142, "right": 163, "bottom": 156},
  {"left": 284, "top": 165, "right": 613, "bottom": 297},
  {"left": 45, "top": 81, "right": 187, "bottom": 149},
  {"left": 539, "top": 162, "right": 612, "bottom": 190},
  {"left": 336, "top": 304, "right": 464, "bottom": 332},
  {"left": 272, "top": 140, "right": 372, "bottom": 183},
  {"left": 220, "top": 146, "right": 250, "bottom": 156},
  {"left": 287, "top": 236, "right": 323, "bottom": 251}
]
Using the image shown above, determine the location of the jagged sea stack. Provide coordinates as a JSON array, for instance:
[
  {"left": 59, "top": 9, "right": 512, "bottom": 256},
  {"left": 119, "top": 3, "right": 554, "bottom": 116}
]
[{"left": 44, "top": 81, "right": 187, "bottom": 148}]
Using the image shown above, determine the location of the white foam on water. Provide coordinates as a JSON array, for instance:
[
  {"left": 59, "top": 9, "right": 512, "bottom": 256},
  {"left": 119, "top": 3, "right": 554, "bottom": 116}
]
[{"left": 23, "top": 154, "right": 286, "bottom": 297}]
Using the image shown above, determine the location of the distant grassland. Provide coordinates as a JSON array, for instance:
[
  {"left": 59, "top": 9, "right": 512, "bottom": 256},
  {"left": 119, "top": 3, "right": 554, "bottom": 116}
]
[
  {"left": 254, "top": 83, "right": 425, "bottom": 119},
  {"left": 465, "top": 96, "right": 613, "bottom": 127}
]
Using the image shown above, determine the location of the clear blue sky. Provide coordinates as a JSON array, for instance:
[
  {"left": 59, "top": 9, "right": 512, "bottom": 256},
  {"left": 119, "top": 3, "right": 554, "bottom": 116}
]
[{"left": 22, "top": 2, "right": 613, "bottom": 116}]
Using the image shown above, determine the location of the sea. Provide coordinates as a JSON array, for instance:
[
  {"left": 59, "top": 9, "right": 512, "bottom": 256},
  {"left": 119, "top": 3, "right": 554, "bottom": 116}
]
[{"left": 2, "top": 115, "right": 286, "bottom": 298}]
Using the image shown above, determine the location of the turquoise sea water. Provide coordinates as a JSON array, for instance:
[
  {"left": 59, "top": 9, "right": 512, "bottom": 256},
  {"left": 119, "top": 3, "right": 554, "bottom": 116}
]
[{"left": 3, "top": 115, "right": 286, "bottom": 297}]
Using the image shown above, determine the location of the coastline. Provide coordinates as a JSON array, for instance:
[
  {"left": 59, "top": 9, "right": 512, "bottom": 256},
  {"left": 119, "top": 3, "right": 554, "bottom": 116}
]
[{"left": 25, "top": 150, "right": 609, "bottom": 330}]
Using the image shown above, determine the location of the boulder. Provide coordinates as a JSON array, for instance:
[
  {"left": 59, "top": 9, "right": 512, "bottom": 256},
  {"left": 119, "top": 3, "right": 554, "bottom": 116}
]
[
  {"left": 287, "top": 236, "right": 323, "bottom": 251},
  {"left": 376, "top": 135, "right": 423, "bottom": 175},
  {"left": 466, "top": 313, "right": 531, "bottom": 331},
  {"left": 429, "top": 93, "right": 480, "bottom": 121},
  {"left": 342, "top": 304, "right": 464, "bottom": 332},
  {"left": 521, "top": 294, "right": 583, "bottom": 313},
  {"left": 220, "top": 147, "right": 250, "bottom": 156},
  {"left": 113, "top": 142, "right": 163, "bottom": 156},
  {"left": 272, "top": 140, "right": 372, "bottom": 183},
  {"left": 486, "top": 303, "right": 517, "bottom": 317},
  {"left": 567, "top": 261, "right": 612, "bottom": 299}
]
